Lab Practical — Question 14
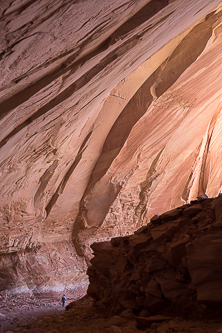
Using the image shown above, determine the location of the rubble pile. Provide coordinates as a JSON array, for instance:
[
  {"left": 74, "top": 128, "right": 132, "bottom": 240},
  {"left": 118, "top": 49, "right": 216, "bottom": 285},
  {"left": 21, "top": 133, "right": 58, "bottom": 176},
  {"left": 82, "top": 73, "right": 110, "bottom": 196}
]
[{"left": 87, "top": 195, "right": 222, "bottom": 318}]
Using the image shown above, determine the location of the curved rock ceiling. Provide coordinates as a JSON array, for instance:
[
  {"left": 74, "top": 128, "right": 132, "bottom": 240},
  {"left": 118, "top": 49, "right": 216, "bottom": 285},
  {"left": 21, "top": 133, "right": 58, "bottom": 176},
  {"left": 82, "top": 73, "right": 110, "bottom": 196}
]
[{"left": 1, "top": 0, "right": 222, "bottom": 294}]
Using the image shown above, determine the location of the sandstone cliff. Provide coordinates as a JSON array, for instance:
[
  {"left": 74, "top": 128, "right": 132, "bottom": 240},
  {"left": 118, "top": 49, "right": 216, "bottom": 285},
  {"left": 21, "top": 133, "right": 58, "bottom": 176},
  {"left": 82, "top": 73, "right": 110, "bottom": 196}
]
[{"left": 1, "top": 0, "right": 222, "bottom": 294}]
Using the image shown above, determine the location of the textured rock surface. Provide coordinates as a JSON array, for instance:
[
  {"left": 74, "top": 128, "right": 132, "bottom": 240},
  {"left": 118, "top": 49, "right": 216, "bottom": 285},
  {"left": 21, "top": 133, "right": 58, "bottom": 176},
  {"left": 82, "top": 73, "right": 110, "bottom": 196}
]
[
  {"left": 87, "top": 196, "right": 222, "bottom": 315},
  {"left": 1, "top": 0, "right": 222, "bottom": 293}
]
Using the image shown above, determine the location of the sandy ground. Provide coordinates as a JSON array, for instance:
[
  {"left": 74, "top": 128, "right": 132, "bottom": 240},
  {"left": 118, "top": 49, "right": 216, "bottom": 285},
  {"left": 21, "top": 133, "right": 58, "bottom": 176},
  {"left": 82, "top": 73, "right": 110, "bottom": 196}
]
[{"left": 1, "top": 293, "right": 222, "bottom": 333}]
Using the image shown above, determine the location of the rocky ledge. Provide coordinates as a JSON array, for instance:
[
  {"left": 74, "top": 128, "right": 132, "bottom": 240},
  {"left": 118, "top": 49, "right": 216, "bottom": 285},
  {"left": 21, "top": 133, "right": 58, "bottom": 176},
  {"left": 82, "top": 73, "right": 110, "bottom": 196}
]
[{"left": 87, "top": 195, "right": 222, "bottom": 323}]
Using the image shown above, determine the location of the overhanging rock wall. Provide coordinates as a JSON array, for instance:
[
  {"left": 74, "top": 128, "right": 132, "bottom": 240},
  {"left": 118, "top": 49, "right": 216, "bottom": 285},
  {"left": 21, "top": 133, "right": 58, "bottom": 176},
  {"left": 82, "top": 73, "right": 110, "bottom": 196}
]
[
  {"left": 88, "top": 196, "right": 222, "bottom": 316},
  {"left": 1, "top": 0, "right": 222, "bottom": 294}
]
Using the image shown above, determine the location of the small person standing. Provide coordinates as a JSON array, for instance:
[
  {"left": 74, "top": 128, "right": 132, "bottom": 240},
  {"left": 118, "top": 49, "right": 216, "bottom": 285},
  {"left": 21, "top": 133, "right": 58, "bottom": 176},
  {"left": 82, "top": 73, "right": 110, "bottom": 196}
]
[{"left": 62, "top": 294, "right": 66, "bottom": 307}]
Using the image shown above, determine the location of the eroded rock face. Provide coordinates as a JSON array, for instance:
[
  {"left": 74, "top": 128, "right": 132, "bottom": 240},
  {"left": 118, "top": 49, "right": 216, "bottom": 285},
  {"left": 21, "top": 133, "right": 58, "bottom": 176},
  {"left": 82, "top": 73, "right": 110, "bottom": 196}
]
[
  {"left": 87, "top": 196, "right": 222, "bottom": 316},
  {"left": 1, "top": 0, "right": 222, "bottom": 293}
]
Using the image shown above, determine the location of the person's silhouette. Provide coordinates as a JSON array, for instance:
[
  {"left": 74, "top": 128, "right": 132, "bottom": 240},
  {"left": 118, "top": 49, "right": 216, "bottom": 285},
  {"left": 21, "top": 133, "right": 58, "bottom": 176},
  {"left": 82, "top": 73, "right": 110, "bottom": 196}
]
[{"left": 62, "top": 295, "right": 66, "bottom": 307}]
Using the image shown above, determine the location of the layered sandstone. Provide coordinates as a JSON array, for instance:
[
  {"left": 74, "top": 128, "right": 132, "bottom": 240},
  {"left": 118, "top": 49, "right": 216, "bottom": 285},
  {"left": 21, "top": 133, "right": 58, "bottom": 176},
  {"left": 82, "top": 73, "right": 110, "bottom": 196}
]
[
  {"left": 1, "top": 0, "right": 222, "bottom": 293},
  {"left": 88, "top": 195, "right": 222, "bottom": 320}
]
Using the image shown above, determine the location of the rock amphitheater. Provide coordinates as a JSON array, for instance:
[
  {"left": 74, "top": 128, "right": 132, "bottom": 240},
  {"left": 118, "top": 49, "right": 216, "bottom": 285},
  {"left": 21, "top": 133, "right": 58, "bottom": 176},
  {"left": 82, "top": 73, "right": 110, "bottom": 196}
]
[{"left": 1, "top": 0, "right": 222, "bottom": 332}]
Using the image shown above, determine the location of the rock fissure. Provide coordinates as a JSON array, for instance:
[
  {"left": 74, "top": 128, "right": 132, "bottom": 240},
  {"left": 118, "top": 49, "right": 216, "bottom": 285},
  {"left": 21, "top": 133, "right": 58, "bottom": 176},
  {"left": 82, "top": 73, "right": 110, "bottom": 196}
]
[
  {"left": 45, "top": 131, "right": 92, "bottom": 217},
  {"left": 198, "top": 104, "right": 222, "bottom": 196},
  {"left": 135, "top": 147, "right": 165, "bottom": 220}
]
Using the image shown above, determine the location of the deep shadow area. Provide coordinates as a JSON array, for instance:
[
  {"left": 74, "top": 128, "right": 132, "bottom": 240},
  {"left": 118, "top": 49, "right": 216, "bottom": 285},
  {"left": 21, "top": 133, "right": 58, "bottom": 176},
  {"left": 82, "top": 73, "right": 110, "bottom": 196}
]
[{"left": 109, "top": 0, "right": 169, "bottom": 43}]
